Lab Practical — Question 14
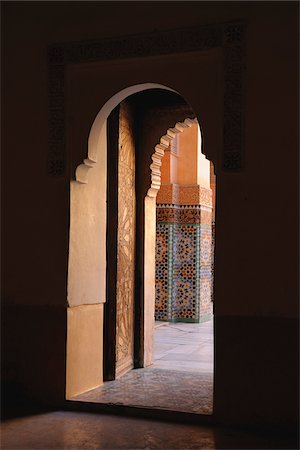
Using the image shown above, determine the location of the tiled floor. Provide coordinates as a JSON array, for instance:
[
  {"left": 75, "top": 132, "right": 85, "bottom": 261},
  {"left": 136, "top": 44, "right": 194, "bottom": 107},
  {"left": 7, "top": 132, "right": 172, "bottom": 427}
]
[{"left": 72, "top": 320, "right": 213, "bottom": 415}]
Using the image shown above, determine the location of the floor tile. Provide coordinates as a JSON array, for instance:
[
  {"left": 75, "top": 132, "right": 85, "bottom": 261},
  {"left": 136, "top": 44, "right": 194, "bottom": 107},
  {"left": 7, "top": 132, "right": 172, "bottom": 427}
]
[{"left": 73, "top": 320, "right": 214, "bottom": 415}]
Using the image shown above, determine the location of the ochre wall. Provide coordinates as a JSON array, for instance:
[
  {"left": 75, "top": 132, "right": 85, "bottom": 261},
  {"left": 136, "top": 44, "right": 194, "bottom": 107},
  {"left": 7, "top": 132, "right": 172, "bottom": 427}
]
[
  {"left": 2, "top": 1, "right": 298, "bottom": 429},
  {"left": 160, "top": 123, "right": 211, "bottom": 187},
  {"left": 176, "top": 124, "right": 198, "bottom": 185}
]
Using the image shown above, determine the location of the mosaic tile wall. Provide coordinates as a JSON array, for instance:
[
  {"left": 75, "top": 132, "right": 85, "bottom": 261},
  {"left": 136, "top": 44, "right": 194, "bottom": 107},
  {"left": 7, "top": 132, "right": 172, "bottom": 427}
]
[{"left": 155, "top": 202, "right": 213, "bottom": 323}]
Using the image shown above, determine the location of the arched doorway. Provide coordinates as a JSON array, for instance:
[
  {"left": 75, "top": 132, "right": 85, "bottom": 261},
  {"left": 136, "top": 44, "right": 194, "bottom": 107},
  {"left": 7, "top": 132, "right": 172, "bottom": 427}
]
[
  {"left": 67, "top": 84, "right": 218, "bottom": 412},
  {"left": 45, "top": 19, "right": 248, "bottom": 424},
  {"left": 68, "top": 90, "right": 216, "bottom": 415},
  {"left": 66, "top": 84, "right": 200, "bottom": 398}
]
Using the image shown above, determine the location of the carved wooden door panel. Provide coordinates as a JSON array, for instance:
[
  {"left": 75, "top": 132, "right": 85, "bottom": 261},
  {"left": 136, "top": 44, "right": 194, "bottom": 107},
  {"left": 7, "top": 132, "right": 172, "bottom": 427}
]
[{"left": 115, "top": 102, "right": 136, "bottom": 378}]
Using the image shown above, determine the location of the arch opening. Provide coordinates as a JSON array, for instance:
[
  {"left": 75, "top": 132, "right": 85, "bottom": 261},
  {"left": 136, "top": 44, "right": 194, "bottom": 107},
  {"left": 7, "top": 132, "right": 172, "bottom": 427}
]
[
  {"left": 66, "top": 83, "right": 183, "bottom": 399},
  {"left": 66, "top": 83, "right": 216, "bottom": 418},
  {"left": 150, "top": 120, "right": 215, "bottom": 415}
]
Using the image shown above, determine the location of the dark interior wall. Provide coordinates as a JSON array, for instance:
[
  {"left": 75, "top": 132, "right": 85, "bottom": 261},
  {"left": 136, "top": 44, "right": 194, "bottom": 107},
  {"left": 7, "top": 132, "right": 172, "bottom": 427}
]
[
  {"left": 1, "top": 1, "right": 299, "bottom": 427},
  {"left": 2, "top": 0, "right": 298, "bottom": 310}
]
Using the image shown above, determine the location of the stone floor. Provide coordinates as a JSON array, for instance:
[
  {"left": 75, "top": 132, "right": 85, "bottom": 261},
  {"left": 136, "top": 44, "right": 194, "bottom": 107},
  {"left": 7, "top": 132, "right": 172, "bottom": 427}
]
[
  {"left": 72, "top": 320, "right": 213, "bottom": 415},
  {"left": 153, "top": 320, "right": 213, "bottom": 373},
  {"left": 1, "top": 410, "right": 298, "bottom": 449}
]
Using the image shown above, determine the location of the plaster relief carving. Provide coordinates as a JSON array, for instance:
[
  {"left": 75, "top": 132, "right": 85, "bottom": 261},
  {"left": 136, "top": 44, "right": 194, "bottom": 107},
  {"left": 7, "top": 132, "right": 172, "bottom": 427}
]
[
  {"left": 157, "top": 185, "right": 212, "bottom": 207},
  {"left": 48, "top": 21, "right": 246, "bottom": 177},
  {"left": 222, "top": 22, "right": 246, "bottom": 170}
]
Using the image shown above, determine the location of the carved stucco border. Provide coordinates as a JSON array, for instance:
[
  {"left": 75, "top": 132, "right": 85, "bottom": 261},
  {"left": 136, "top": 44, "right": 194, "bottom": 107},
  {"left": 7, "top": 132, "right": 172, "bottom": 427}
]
[
  {"left": 147, "top": 117, "right": 197, "bottom": 198},
  {"left": 48, "top": 21, "right": 246, "bottom": 177}
]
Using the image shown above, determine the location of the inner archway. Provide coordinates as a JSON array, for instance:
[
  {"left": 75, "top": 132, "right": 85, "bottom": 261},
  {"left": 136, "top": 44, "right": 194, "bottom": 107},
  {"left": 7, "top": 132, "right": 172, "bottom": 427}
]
[
  {"left": 154, "top": 121, "right": 214, "bottom": 324},
  {"left": 102, "top": 89, "right": 200, "bottom": 381},
  {"left": 151, "top": 120, "right": 215, "bottom": 414}
]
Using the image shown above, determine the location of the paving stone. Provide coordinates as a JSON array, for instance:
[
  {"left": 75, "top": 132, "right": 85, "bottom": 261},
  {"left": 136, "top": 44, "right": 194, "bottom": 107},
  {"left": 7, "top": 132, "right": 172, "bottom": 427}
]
[
  {"left": 73, "top": 320, "right": 214, "bottom": 415},
  {"left": 74, "top": 368, "right": 213, "bottom": 415}
]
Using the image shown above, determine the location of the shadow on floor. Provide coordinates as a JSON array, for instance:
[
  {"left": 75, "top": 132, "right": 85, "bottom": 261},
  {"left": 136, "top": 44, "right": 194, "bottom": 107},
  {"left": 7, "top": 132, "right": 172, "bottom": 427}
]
[{"left": 1, "top": 409, "right": 298, "bottom": 450}]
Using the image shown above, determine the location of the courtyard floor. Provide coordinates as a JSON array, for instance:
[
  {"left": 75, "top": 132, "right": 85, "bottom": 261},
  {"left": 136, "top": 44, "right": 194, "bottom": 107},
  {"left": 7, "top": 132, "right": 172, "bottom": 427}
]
[
  {"left": 72, "top": 320, "right": 214, "bottom": 415},
  {"left": 153, "top": 319, "right": 213, "bottom": 373}
]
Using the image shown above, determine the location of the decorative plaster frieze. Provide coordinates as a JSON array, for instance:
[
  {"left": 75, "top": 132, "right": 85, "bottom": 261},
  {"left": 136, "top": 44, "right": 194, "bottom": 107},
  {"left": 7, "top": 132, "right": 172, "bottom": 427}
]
[
  {"left": 157, "top": 184, "right": 212, "bottom": 207},
  {"left": 156, "top": 204, "right": 212, "bottom": 224},
  {"left": 48, "top": 21, "right": 246, "bottom": 177}
]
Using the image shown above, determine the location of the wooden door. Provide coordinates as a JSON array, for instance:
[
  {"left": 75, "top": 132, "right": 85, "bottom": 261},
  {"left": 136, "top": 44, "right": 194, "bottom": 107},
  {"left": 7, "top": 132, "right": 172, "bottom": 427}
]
[
  {"left": 115, "top": 101, "right": 136, "bottom": 378},
  {"left": 104, "top": 101, "right": 136, "bottom": 380}
]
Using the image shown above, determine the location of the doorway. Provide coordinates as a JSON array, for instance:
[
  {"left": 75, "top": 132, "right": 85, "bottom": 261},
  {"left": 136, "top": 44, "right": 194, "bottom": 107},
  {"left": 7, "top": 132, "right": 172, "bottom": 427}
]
[{"left": 76, "top": 89, "right": 215, "bottom": 416}]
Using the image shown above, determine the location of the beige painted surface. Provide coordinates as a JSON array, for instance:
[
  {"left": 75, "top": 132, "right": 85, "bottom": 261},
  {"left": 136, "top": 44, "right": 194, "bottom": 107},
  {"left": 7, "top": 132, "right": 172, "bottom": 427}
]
[
  {"left": 197, "top": 152, "right": 210, "bottom": 189},
  {"left": 66, "top": 304, "right": 103, "bottom": 398},
  {"left": 68, "top": 125, "right": 107, "bottom": 307},
  {"left": 170, "top": 152, "right": 178, "bottom": 185},
  {"left": 144, "top": 195, "right": 156, "bottom": 367},
  {"left": 177, "top": 123, "right": 198, "bottom": 185},
  {"left": 197, "top": 126, "right": 210, "bottom": 189},
  {"left": 164, "top": 123, "right": 210, "bottom": 188},
  {"left": 160, "top": 151, "right": 171, "bottom": 184}
]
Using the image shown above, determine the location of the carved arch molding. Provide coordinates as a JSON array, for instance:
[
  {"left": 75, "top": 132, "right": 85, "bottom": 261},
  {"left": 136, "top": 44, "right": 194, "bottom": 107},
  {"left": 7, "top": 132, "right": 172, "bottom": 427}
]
[{"left": 48, "top": 21, "right": 246, "bottom": 177}]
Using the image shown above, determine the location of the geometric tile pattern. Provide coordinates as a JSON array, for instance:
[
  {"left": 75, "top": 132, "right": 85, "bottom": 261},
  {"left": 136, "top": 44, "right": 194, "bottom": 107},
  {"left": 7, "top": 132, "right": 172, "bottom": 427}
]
[
  {"left": 199, "top": 224, "right": 213, "bottom": 320},
  {"left": 155, "top": 224, "right": 169, "bottom": 320},
  {"left": 155, "top": 204, "right": 213, "bottom": 323},
  {"left": 211, "top": 221, "right": 215, "bottom": 303},
  {"left": 172, "top": 224, "right": 198, "bottom": 320}
]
